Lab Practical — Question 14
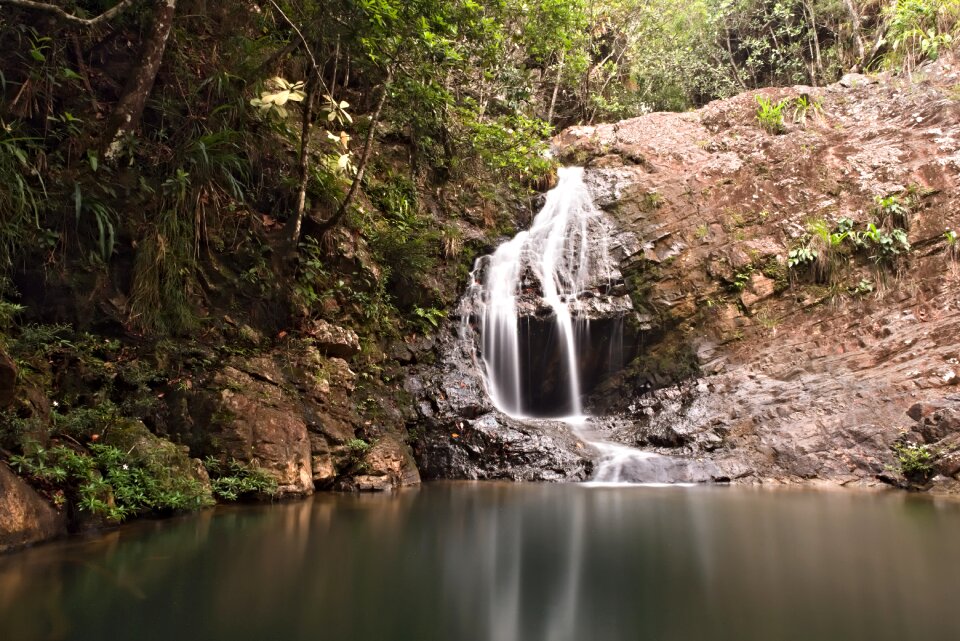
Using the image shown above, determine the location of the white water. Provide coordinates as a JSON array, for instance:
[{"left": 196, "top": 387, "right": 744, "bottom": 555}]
[
  {"left": 462, "top": 167, "right": 616, "bottom": 419},
  {"left": 461, "top": 166, "right": 687, "bottom": 484}
]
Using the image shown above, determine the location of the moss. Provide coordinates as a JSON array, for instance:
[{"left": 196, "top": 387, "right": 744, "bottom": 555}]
[{"left": 760, "top": 257, "right": 789, "bottom": 293}]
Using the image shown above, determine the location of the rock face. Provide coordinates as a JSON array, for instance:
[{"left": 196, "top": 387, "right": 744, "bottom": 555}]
[
  {"left": 546, "top": 56, "right": 960, "bottom": 488},
  {"left": 0, "top": 463, "right": 67, "bottom": 553},
  {"left": 0, "top": 351, "right": 16, "bottom": 407},
  {"left": 176, "top": 340, "right": 420, "bottom": 496},
  {"left": 409, "top": 328, "right": 594, "bottom": 481}
]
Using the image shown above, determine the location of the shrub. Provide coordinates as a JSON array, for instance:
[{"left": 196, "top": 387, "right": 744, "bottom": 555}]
[
  {"left": 204, "top": 457, "right": 278, "bottom": 501},
  {"left": 946, "top": 229, "right": 958, "bottom": 261},
  {"left": 892, "top": 442, "right": 935, "bottom": 484},
  {"left": 10, "top": 442, "right": 213, "bottom": 521}
]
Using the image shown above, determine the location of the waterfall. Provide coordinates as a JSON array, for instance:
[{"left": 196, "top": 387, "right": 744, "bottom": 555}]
[
  {"left": 458, "top": 166, "right": 709, "bottom": 485},
  {"left": 462, "top": 167, "right": 617, "bottom": 420}
]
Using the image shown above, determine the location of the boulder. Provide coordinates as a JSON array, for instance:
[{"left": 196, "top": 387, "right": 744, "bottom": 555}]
[
  {"left": 415, "top": 411, "right": 593, "bottom": 482},
  {"left": 839, "top": 73, "right": 877, "bottom": 88},
  {"left": 0, "top": 463, "right": 67, "bottom": 553},
  {"left": 306, "top": 320, "right": 361, "bottom": 359},
  {"left": 913, "top": 407, "right": 960, "bottom": 444},
  {"left": 356, "top": 434, "right": 421, "bottom": 490}
]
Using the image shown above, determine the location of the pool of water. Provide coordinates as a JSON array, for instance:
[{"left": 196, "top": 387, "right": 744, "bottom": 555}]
[{"left": 2, "top": 483, "right": 959, "bottom": 641}]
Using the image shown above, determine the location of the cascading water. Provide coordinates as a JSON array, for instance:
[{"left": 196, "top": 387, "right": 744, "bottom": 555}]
[
  {"left": 461, "top": 167, "right": 618, "bottom": 419},
  {"left": 459, "top": 166, "right": 704, "bottom": 485}
]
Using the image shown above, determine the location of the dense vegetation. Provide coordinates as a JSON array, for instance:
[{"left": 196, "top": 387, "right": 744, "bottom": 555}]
[{"left": 0, "top": 0, "right": 957, "bottom": 522}]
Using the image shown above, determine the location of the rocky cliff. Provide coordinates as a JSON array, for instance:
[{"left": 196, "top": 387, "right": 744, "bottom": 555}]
[
  {"left": 416, "top": 57, "right": 960, "bottom": 490},
  {"left": 555, "top": 61, "right": 960, "bottom": 489}
]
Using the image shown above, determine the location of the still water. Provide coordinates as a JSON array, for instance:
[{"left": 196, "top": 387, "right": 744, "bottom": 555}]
[{"left": 2, "top": 483, "right": 959, "bottom": 641}]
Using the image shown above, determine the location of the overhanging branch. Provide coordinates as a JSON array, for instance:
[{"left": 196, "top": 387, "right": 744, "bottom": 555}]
[{"left": 0, "top": 0, "right": 138, "bottom": 28}]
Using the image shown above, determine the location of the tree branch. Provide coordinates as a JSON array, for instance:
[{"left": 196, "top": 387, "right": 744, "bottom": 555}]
[
  {"left": 316, "top": 67, "right": 393, "bottom": 235},
  {"left": 0, "top": 0, "right": 139, "bottom": 28},
  {"left": 264, "top": 0, "right": 330, "bottom": 96}
]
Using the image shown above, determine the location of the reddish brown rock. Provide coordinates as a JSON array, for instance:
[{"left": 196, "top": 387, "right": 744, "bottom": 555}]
[
  {"left": 0, "top": 464, "right": 67, "bottom": 553},
  {"left": 201, "top": 365, "right": 314, "bottom": 497},
  {"left": 553, "top": 59, "right": 960, "bottom": 490}
]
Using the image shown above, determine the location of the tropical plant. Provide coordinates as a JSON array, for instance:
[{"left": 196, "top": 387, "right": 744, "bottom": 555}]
[{"left": 756, "top": 96, "right": 788, "bottom": 134}]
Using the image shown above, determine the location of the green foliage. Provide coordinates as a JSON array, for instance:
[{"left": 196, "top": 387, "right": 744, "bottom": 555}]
[
  {"left": 851, "top": 278, "right": 875, "bottom": 295},
  {"left": 129, "top": 207, "right": 197, "bottom": 335},
  {"left": 73, "top": 184, "right": 118, "bottom": 266},
  {"left": 366, "top": 174, "right": 441, "bottom": 305},
  {"left": 788, "top": 215, "right": 913, "bottom": 284},
  {"left": 853, "top": 223, "right": 912, "bottom": 263},
  {"left": 787, "top": 244, "right": 817, "bottom": 269},
  {"left": 731, "top": 266, "right": 754, "bottom": 291},
  {"left": 411, "top": 305, "right": 447, "bottom": 331},
  {"left": 755, "top": 96, "right": 788, "bottom": 134},
  {"left": 892, "top": 442, "right": 935, "bottom": 483},
  {"left": 347, "top": 438, "right": 371, "bottom": 455},
  {"left": 204, "top": 457, "right": 278, "bottom": 502},
  {"left": 0, "top": 122, "right": 46, "bottom": 272},
  {"left": 884, "top": 0, "right": 959, "bottom": 71},
  {"left": 250, "top": 77, "right": 306, "bottom": 119},
  {"left": 463, "top": 111, "right": 555, "bottom": 186},
  {"left": 10, "top": 442, "right": 213, "bottom": 521},
  {"left": 874, "top": 194, "right": 911, "bottom": 230}
]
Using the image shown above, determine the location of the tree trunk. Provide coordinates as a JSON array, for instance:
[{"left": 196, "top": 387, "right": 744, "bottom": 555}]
[
  {"left": 546, "top": 50, "right": 565, "bottom": 128},
  {"left": 843, "top": 0, "right": 866, "bottom": 66},
  {"left": 316, "top": 68, "right": 393, "bottom": 235},
  {"left": 802, "top": 0, "right": 823, "bottom": 86},
  {"left": 287, "top": 76, "right": 318, "bottom": 251},
  {"left": 102, "top": 0, "right": 177, "bottom": 162}
]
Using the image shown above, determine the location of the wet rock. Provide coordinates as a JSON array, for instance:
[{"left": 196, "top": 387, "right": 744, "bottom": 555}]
[
  {"left": 305, "top": 319, "right": 361, "bottom": 358},
  {"left": 415, "top": 411, "right": 592, "bottom": 481},
  {"left": 342, "top": 434, "right": 421, "bottom": 491},
  {"left": 0, "top": 463, "right": 67, "bottom": 553}
]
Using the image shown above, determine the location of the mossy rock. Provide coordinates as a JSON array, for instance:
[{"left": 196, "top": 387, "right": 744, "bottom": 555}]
[{"left": 103, "top": 420, "right": 213, "bottom": 504}]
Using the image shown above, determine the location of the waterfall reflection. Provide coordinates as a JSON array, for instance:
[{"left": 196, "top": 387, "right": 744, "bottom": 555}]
[{"left": 2, "top": 486, "right": 960, "bottom": 641}]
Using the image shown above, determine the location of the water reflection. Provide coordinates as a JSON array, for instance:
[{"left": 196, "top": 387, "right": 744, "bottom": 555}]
[{"left": 1, "top": 484, "right": 959, "bottom": 641}]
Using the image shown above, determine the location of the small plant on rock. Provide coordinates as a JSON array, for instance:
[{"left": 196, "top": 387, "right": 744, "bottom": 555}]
[
  {"left": 850, "top": 278, "right": 874, "bottom": 295},
  {"left": 892, "top": 442, "right": 935, "bottom": 485},
  {"left": 854, "top": 223, "right": 911, "bottom": 263},
  {"left": 946, "top": 229, "right": 958, "bottom": 261},
  {"left": 875, "top": 194, "right": 911, "bottom": 230},
  {"left": 755, "top": 96, "right": 788, "bottom": 134},
  {"left": 787, "top": 244, "right": 817, "bottom": 269},
  {"left": 791, "top": 94, "right": 823, "bottom": 125}
]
